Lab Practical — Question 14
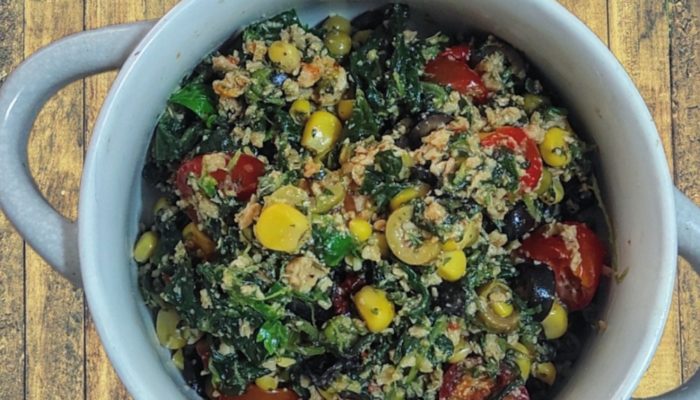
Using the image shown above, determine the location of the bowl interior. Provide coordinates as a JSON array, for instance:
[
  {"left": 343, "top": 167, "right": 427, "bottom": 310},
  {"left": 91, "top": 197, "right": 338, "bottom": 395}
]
[{"left": 80, "top": 0, "right": 676, "bottom": 399}]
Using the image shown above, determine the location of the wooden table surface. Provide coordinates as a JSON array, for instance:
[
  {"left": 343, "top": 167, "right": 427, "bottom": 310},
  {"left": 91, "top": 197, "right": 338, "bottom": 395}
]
[{"left": 0, "top": 0, "right": 698, "bottom": 398}]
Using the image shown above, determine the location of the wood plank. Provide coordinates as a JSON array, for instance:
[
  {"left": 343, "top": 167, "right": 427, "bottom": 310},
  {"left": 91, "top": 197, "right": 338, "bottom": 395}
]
[
  {"left": 558, "top": 0, "right": 609, "bottom": 45},
  {"left": 607, "top": 0, "right": 682, "bottom": 396},
  {"left": 83, "top": 2, "right": 179, "bottom": 398},
  {"left": 670, "top": 0, "right": 700, "bottom": 383},
  {"left": 23, "top": 1, "right": 86, "bottom": 399},
  {"left": 0, "top": 2, "right": 26, "bottom": 398}
]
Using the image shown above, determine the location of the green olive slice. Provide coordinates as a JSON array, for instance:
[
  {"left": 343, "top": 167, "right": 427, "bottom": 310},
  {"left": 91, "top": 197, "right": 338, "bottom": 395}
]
[
  {"left": 476, "top": 280, "right": 521, "bottom": 333},
  {"left": 386, "top": 206, "right": 440, "bottom": 266}
]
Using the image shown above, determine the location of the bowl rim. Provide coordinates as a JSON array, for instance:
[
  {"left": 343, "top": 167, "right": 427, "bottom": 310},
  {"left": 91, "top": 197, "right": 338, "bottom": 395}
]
[{"left": 79, "top": 0, "right": 677, "bottom": 399}]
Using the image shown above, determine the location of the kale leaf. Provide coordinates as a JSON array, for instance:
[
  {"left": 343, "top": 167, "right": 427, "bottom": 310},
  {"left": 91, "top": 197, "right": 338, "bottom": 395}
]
[
  {"left": 152, "top": 109, "right": 202, "bottom": 163},
  {"left": 360, "top": 150, "right": 408, "bottom": 211},
  {"left": 345, "top": 89, "right": 379, "bottom": 141},
  {"left": 169, "top": 82, "right": 217, "bottom": 122},
  {"left": 256, "top": 319, "right": 289, "bottom": 355},
  {"left": 312, "top": 223, "right": 356, "bottom": 267},
  {"left": 242, "top": 10, "right": 301, "bottom": 42},
  {"left": 210, "top": 350, "right": 269, "bottom": 395}
]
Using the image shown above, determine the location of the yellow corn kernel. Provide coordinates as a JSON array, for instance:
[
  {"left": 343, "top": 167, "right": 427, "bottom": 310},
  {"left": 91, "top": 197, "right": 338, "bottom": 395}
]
[
  {"left": 182, "top": 223, "right": 216, "bottom": 258},
  {"left": 437, "top": 250, "right": 467, "bottom": 282},
  {"left": 324, "top": 31, "right": 352, "bottom": 57},
  {"left": 289, "top": 98, "right": 314, "bottom": 124},
  {"left": 302, "top": 110, "right": 343, "bottom": 156},
  {"left": 542, "top": 302, "right": 568, "bottom": 339},
  {"left": 133, "top": 231, "right": 158, "bottom": 263},
  {"left": 349, "top": 218, "right": 372, "bottom": 242},
  {"left": 322, "top": 15, "right": 351, "bottom": 34},
  {"left": 255, "top": 374, "right": 279, "bottom": 391},
  {"left": 156, "top": 309, "right": 186, "bottom": 350},
  {"left": 172, "top": 349, "right": 185, "bottom": 370},
  {"left": 389, "top": 184, "right": 430, "bottom": 211},
  {"left": 491, "top": 301, "right": 514, "bottom": 318},
  {"left": 267, "top": 40, "right": 301, "bottom": 73},
  {"left": 539, "top": 127, "right": 571, "bottom": 168},
  {"left": 254, "top": 203, "right": 309, "bottom": 253},
  {"left": 337, "top": 99, "right": 354, "bottom": 121},
  {"left": 532, "top": 362, "right": 557, "bottom": 385},
  {"left": 153, "top": 197, "right": 170, "bottom": 214},
  {"left": 354, "top": 286, "right": 395, "bottom": 332},
  {"left": 514, "top": 352, "right": 532, "bottom": 381}
]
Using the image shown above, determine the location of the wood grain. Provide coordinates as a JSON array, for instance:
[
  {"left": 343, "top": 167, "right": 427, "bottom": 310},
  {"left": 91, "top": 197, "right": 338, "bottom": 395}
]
[
  {"left": 607, "top": 0, "right": 682, "bottom": 397},
  {"left": 558, "top": 0, "right": 609, "bottom": 45},
  {"left": 23, "top": 1, "right": 86, "bottom": 399},
  {"left": 0, "top": 1, "right": 26, "bottom": 398},
  {"left": 83, "top": 2, "right": 179, "bottom": 398},
  {"left": 670, "top": 0, "right": 700, "bottom": 383}
]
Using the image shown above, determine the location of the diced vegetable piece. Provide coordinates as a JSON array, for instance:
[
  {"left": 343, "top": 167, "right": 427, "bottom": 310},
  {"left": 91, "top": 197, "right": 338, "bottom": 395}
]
[
  {"left": 348, "top": 218, "right": 372, "bottom": 242},
  {"left": 353, "top": 286, "right": 395, "bottom": 332},
  {"left": 182, "top": 222, "right": 216, "bottom": 258},
  {"left": 325, "top": 31, "right": 352, "bottom": 57},
  {"left": 385, "top": 206, "right": 441, "bottom": 266},
  {"left": 524, "top": 93, "right": 546, "bottom": 114},
  {"left": 532, "top": 362, "right": 557, "bottom": 385},
  {"left": 172, "top": 349, "right": 185, "bottom": 370},
  {"left": 156, "top": 309, "right": 186, "bottom": 349},
  {"left": 302, "top": 110, "right": 343, "bottom": 156},
  {"left": 539, "top": 127, "right": 571, "bottom": 167},
  {"left": 535, "top": 168, "right": 552, "bottom": 195},
  {"left": 336, "top": 99, "right": 354, "bottom": 121},
  {"left": 437, "top": 250, "right": 467, "bottom": 282},
  {"left": 311, "top": 182, "right": 345, "bottom": 213},
  {"left": 266, "top": 185, "right": 309, "bottom": 208},
  {"left": 133, "top": 231, "right": 158, "bottom": 263},
  {"left": 254, "top": 203, "right": 309, "bottom": 253},
  {"left": 255, "top": 374, "right": 279, "bottom": 391},
  {"left": 541, "top": 301, "right": 568, "bottom": 339},
  {"left": 322, "top": 15, "right": 351, "bottom": 34},
  {"left": 289, "top": 99, "right": 313, "bottom": 124},
  {"left": 441, "top": 217, "right": 481, "bottom": 251},
  {"left": 267, "top": 41, "right": 301, "bottom": 73},
  {"left": 225, "top": 385, "right": 299, "bottom": 400},
  {"left": 514, "top": 352, "right": 532, "bottom": 381},
  {"left": 152, "top": 197, "right": 169, "bottom": 213},
  {"left": 389, "top": 184, "right": 430, "bottom": 211},
  {"left": 491, "top": 301, "right": 514, "bottom": 318},
  {"left": 480, "top": 126, "right": 543, "bottom": 190},
  {"left": 477, "top": 280, "right": 520, "bottom": 333}
]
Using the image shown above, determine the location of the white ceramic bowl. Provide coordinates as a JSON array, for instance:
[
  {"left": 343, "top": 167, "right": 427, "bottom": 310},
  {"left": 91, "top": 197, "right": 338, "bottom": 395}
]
[{"left": 1, "top": 1, "right": 699, "bottom": 399}]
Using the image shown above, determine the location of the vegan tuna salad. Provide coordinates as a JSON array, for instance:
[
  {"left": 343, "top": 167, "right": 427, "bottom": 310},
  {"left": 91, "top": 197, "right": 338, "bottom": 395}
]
[{"left": 135, "top": 4, "right": 610, "bottom": 400}]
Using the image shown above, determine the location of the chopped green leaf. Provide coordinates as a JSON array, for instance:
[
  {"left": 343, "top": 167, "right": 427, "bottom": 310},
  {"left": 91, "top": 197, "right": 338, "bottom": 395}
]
[
  {"left": 169, "top": 82, "right": 217, "bottom": 121},
  {"left": 256, "top": 320, "right": 289, "bottom": 355}
]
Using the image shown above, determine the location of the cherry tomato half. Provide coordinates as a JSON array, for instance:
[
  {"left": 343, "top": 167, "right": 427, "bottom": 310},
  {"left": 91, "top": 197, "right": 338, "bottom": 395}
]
[
  {"left": 230, "top": 154, "right": 266, "bottom": 200},
  {"left": 519, "top": 222, "right": 605, "bottom": 311},
  {"left": 424, "top": 46, "right": 488, "bottom": 103},
  {"left": 175, "top": 153, "right": 264, "bottom": 201},
  {"left": 221, "top": 384, "right": 299, "bottom": 400},
  {"left": 438, "top": 44, "right": 472, "bottom": 62},
  {"left": 439, "top": 363, "right": 496, "bottom": 400},
  {"left": 480, "top": 126, "right": 543, "bottom": 191}
]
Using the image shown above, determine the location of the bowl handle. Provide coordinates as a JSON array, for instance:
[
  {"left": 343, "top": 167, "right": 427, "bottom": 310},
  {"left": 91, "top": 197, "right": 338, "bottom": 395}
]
[
  {"left": 0, "top": 21, "right": 155, "bottom": 287},
  {"left": 638, "top": 188, "right": 700, "bottom": 399}
]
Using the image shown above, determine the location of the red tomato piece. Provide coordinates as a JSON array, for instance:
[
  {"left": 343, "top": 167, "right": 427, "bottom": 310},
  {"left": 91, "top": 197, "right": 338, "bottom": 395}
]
[
  {"left": 439, "top": 363, "right": 496, "bottom": 400},
  {"left": 230, "top": 154, "right": 265, "bottom": 201},
  {"left": 438, "top": 44, "right": 472, "bottom": 62},
  {"left": 424, "top": 56, "right": 488, "bottom": 103},
  {"left": 502, "top": 386, "right": 530, "bottom": 400},
  {"left": 519, "top": 222, "right": 605, "bottom": 311},
  {"left": 221, "top": 385, "right": 299, "bottom": 400},
  {"left": 175, "top": 153, "right": 264, "bottom": 201},
  {"left": 480, "top": 126, "right": 543, "bottom": 191}
]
